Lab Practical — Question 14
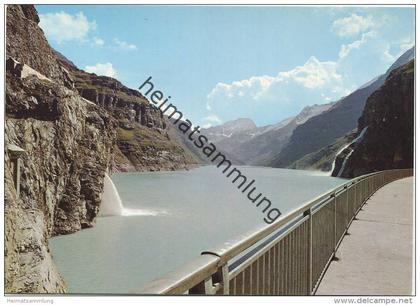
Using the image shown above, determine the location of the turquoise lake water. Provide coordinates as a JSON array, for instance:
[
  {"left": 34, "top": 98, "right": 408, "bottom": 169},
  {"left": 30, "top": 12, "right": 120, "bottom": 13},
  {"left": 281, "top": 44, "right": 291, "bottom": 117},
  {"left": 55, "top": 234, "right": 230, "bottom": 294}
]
[{"left": 50, "top": 166, "right": 347, "bottom": 293}]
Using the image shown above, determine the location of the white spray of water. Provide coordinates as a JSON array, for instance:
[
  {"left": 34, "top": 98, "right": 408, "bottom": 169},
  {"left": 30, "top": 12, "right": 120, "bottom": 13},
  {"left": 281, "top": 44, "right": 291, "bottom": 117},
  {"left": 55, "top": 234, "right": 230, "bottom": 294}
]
[
  {"left": 99, "top": 173, "right": 124, "bottom": 216},
  {"left": 328, "top": 142, "right": 353, "bottom": 176},
  {"left": 336, "top": 150, "right": 353, "bottom": 177},
  {"left": 121, "top": 208, "right": 161, "bottom": 216},
  {"left": 99, "top": 173, "right": 165, "bottom": 217},
  {"left": 331, "top": 127, "right": 369, "bottom": 177}
]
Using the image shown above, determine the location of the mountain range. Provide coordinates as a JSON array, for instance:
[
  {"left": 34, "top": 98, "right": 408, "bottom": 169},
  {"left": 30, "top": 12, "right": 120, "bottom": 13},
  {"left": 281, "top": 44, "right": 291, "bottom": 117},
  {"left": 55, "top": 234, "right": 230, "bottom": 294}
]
[
  {"left": 201, "top": 102, "right": 334, "bottom": 165},
  {"left": 200, "top": 47, "right": 414, "bottom": 172}
]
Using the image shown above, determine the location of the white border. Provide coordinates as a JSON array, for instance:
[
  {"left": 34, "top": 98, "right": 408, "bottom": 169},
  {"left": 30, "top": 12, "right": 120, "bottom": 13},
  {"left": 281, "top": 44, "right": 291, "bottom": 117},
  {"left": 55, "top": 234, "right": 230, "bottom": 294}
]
[{"left": 1, "top": 1, "right": 417, "bottom": 305}]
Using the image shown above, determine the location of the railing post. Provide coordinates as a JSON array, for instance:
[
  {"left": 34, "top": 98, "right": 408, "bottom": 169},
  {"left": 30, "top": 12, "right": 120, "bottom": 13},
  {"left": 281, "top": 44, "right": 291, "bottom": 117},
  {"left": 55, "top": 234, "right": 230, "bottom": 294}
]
[
  {"left": 189, "top": 277, "right": 213, "bottom": 294},
  {"left": 344, "top": 185, "right": 349, "bottom": 229},
  {"left": 332, "top": 193, "right": 337, "bottom": 250},
  {"left": 221, "top": 264, "right": 230, "bottom": 294},
  {"left": 189, "top": 262, "right": 229, "bottom": 295},
  {"left": 304, "top": 208, "right": 312, "bottom": 295},
  {"left": 212, "top": 263, "right": 229, "bottom": 294}
]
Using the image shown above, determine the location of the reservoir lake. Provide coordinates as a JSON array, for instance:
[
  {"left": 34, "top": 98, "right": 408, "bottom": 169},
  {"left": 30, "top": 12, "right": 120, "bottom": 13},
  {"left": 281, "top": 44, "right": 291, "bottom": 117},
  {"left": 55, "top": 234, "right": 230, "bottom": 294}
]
[{"left": 50, "top": 166, "right": 347, "bottom": 293}]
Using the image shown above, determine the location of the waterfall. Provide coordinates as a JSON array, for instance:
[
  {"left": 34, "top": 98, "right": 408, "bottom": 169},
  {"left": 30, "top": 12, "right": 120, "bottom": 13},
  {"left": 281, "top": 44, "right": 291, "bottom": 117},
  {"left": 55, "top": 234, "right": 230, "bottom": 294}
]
[
  {"left": 331, "top": 127, "right": 369, "bottom": 177},
  {"left": 99, "top": 173, "right": 165, "bottom": 217},
  {"left": 337, "top": 148, "right": 354, "bottom": 177},
  {"left": 99, "top": 173, "right": 124, "bottom": 216},
  {"left": 329, "top": 142, "right": 353, "bottom": 176}
]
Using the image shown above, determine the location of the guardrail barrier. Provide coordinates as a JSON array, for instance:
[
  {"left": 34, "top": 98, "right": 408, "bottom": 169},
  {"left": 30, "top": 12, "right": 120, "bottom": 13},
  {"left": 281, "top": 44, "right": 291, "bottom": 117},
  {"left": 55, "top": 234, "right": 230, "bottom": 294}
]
[{"left": 139, "top": 169, "right": 413, "bottom": 295}]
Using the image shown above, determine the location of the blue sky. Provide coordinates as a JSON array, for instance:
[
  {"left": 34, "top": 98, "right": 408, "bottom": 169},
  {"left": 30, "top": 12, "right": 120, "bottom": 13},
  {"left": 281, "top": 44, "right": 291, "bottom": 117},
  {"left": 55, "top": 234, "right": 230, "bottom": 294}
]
[{"left": 36, "top": 5, "right": 414, "bottom": 127}]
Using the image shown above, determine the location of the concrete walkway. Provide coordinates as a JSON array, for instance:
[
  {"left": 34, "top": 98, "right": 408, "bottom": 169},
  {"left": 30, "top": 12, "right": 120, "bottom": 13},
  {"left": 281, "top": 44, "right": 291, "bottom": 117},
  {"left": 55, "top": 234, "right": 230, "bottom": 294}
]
[{"left": 317, "top": 177, "right": 414, "bottom": 296}]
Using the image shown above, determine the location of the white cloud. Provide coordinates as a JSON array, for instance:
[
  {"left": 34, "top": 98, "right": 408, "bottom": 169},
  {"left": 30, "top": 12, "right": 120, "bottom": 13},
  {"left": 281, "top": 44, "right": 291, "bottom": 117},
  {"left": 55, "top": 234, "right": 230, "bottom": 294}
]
[
  {"left": 382, "top": 45, "right": 396, "bottom": 63},
  {"left": 39, "top": 11, "right": 96, "bottom": 44},
  {"left": 339, "top": 31, "right": 376, "bottom": 59},
  {"left": 280, "top": 57, "right": 343, "bottom": 89},
  {"left": 113, "top": 38, "right": 137, "bottom": 50},
  {"left": 92, "top": 36, "right": 105, "bottom": 47},
  {"left": 332, "top": 14, "right": 374, "bottom": 37},
  {"left": 85, "top": 63, "right": 116, "bottom": 77},
  {"left": 205, "top": 56, "right": 349, "bottom": 125},
  {"left": 208, "top": 56, "right": 343, "bottom": 103},
  {"left": 207, "top": 75, "right": 276, "bottom": 102},
  {"left": 204, "top": 12, "right": 412, "bottom": 125}
]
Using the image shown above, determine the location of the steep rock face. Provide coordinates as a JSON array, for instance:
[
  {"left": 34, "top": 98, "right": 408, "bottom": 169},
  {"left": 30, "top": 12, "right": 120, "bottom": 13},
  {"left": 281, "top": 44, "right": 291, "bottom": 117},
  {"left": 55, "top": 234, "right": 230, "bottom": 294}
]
[
  {"left": 289, "top": 132, "right": 355, "bottom": 172},
  {"left": 269, "top": 47, "right": 414, "bottom": 169},
  {"left": 6, "top": 5, "right": 72, "bottom": 88},
  {"left": 269, "top": 78, "right": 385, "bottom": 168},
  {"left": 5, "top": 5, "right": 116, "bottom": 293},
  {"left": 335, "top": 60, "right": 414, "bottom": 178},
  {"left": 54, "top": 51, "right": 199, "bottom": 171},
  {"left": 6, "top": 76, "right": 116, "bottom": 234}
]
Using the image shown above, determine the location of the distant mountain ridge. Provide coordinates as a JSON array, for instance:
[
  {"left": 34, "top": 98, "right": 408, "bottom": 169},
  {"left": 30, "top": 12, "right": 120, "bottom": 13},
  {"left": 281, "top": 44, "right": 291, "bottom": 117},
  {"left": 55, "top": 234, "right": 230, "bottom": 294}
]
[
  {"left": 203, "top": 118, "right": 257, "bottom": 142},
  {"left": 199, "top": 47, "right": 414, "bottom": 171},
  {"left": 268, "top": 47, "right": 414, "bottom": 169},
  {"left": 201, "top": 102, "right": 334, "bottom": 165}
]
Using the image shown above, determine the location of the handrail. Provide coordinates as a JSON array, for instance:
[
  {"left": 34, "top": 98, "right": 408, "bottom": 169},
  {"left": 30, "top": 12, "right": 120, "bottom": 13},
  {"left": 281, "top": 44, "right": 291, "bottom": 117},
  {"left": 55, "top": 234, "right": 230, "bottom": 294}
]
[
  {"left": 136, "top": 255, "right": 220, "bottom": 294},
  {"left": 203, "top": 170, "right": 377, "bottom": 262},
  {"left": 138, "top": 168, "right": 413, "bottom": 295}
]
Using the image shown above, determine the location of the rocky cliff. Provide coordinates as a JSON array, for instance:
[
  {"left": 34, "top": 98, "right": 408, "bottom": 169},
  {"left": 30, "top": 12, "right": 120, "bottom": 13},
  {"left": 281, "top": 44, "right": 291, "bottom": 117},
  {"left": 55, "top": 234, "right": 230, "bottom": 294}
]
[
  {"left": 5, "top": 4, "right": 198, "bottom": 293},
  {"left": 289, "top": 132, "right": 356, "bottom": 172},
  {"left": 5, "top": 5, "right": 118, "bottom": 292},
  {"left": 268, "top": 77, "right": 385, "bottom": 169},
  {"left": 268, "top": 47, "right": 414, "bottom": 169},
  {"left": 54, "top": 51, "right": 200, "bottom": 172},
  {"left": 333, "top": 60, "right": 414, "bottom": 178}
]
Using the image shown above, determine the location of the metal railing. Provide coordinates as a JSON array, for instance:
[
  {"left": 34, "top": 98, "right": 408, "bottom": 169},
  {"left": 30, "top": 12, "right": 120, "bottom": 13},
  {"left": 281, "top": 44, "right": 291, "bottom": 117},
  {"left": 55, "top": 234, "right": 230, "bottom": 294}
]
[{"left": 138, "top": 169, "right": 413, "bottom": 295}]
